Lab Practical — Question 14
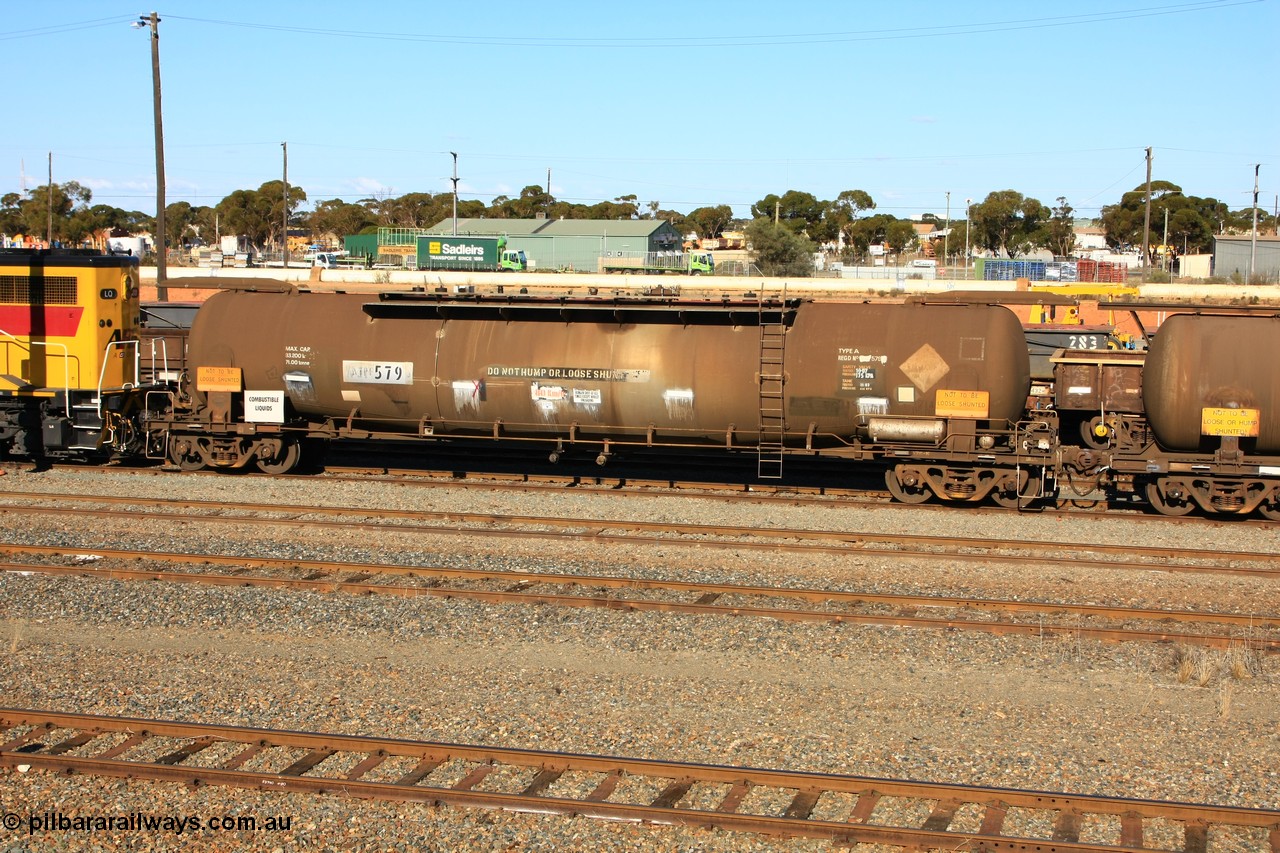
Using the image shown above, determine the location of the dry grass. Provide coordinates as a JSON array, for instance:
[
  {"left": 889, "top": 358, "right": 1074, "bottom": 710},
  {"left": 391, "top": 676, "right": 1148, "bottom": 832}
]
[
  {"left": 1172, "top": 643, "right": 1264, "bottom": 688},
  {"left": 8, "top": 618, "right": 23, "bottom": 654}
]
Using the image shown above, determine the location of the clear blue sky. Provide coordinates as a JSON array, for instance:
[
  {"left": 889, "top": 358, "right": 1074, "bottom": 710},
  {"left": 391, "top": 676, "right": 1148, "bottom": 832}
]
[{"left": 4, "top": 0, "right": 1276, "bottom": 222}]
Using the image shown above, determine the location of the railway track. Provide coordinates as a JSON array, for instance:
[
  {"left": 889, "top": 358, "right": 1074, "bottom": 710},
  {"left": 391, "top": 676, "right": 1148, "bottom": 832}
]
[
  {"left": 29, "top": 459, "right": 1280, "bottom": 528},
  {"left": 3, "top": 709, "right": 1277, "bottom": 851},
  {"left": 3, "top": 544, "right": 1276, "bottom": 652},
  {"left": 0, "top": 490, "right": 1276, "bottom": 579}
]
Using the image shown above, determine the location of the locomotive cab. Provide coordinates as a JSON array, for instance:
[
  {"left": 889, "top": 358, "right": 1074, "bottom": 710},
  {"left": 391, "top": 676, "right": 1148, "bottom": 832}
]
[{"left": 0, "top": 248, "right": 154, "bottom": 460}]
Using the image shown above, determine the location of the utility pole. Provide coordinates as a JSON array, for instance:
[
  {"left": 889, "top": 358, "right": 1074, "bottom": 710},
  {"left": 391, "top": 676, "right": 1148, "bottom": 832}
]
[
  {"left": 140, "top": 12, "right": 167, "bottom": 297},
  {"left": 1162, "top": 207, "right": 1170, "bottom": 274},
  {"left": 281, "top": 142, "right": 288, "bottom": 268},
  {"left": 1250, "top": 164, "right": 1260, "bottom": 283},
  {"left": 1141, "top": 146, "right": 1152, "bottom": 275},
  {"left": 450, "top": 152, "right": 459, "bottom": 236},
  {"left": 964, "top": 198, "right": 972, "bottom": 277},
  {"left": 944, "top": 191, "right": 950, "bottom": 273},
  {"left": 46, "top": 153, "right": 53, "bottom": 247}
]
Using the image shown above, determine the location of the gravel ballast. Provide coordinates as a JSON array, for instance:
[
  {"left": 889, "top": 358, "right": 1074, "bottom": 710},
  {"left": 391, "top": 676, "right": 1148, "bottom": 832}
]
[{"left": 0, "top": 466, "right": 1276, "bottom": 852}]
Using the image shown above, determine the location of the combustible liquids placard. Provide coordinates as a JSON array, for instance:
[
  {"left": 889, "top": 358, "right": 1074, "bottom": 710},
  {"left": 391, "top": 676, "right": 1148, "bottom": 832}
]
[
  {"left": 196, "top": 366, "right": 242, "bottom": 392},
  {"left": 245, "top": 390, "right": 285, "bottom": 424},
  {"left": 935, "top": 389, "right": 990, "bottom": 418},
  {"left": 1201, "top": 407, "right": 1261, "bottom": 437}
]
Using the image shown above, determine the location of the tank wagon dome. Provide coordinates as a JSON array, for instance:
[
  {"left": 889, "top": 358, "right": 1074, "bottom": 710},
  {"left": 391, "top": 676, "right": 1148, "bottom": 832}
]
[{"left": 1143, "top": 313, "right": 1280, "bottom": 453}]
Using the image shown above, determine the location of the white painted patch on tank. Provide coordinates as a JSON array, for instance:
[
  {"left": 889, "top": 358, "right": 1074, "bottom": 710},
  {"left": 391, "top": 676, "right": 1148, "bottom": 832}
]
[
  {"left": 532, "top": 383, "right": 565, "bottom": 422},
  {"left": 857, "top": 396, "right": 889, "bottom": 416},
  {"left": 663, "top": 388, "right": 695, "bottom": 420},
  {"left": 452, "top": 380, "right": 483, "bottom": 414},
  {"left": 340, "top": 389, "right": 360, "bottom": 403}
]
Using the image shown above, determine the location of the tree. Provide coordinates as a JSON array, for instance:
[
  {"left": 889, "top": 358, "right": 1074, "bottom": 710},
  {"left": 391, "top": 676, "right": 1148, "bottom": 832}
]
[
  {"left": 745, "top": 218, "right": 815, "bottom": 276},
  {"left": 685, "top": 205, "right": 734, "bottom": 239},
  {"left": 215, "top": 180, "right": 305, "bottom": 250},
  {"left": 2, "top": 181, "right": 93, "bottom": 244},
  {"left": 826, "top": 189, "right": 876, "bottom": 248},
  {"left": 843, "top": 213, "right": 916, "bottom": 261},
  {"left": 750, "top": 190, "right": 825, "bottom": 234},
  {"left": 970, "top": 190, "right": 1049, "bottom": 256},
  {"left": 1096, "top": 181, "right": 1259, "bottom": 257},
  {"left": 164, "top": 201, "right": 198, "bottom": 250},
  {"left": 652, "top": 208, "right": 689, "bottom": 234},
  {"left": 308, "top": 199, "right": 377, "bottom": 243},
  {"left": 367, "top": 191, "right": 443, "bottom": 228},
  {"left": 1043, "top": 197, "right": 1076, "bottom": 258},
  {"left": 489, "top": 185, "right": 555, "bottom": 219}
]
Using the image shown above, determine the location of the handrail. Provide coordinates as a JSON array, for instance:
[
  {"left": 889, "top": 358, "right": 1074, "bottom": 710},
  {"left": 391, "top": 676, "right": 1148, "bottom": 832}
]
[
  {"left": 0, "top": 327, "right": 72, "bottom": 405},
  {"left": 96, "top": 340, "right": 141, "bottom": 418},
  {"left": 147, "top": 337, "right": 170, "bottom": 382}
]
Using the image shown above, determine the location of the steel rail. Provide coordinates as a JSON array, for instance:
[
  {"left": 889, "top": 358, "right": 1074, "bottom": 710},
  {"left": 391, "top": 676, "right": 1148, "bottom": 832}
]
[
  {"left": 3, "top": 709, "right": 1277, "bottom": 850},
  {"left": 0, "top": 491, "right": 1275, "bottom": 574},
  {"left": 25, "top": 460, "right": 1280, "bottom": 528},
  {"left": 3, "top": 547, "right": 1277, "bottom": 651},
  {"left": 1, "top": 505, "right": 1273, "bottom": 581}
]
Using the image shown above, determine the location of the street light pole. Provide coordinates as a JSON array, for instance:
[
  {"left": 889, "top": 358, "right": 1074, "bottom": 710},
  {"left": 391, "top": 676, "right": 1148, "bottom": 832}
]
[
  {"left": 450, "top": 152, "right": 459, "bottom": 236},
  {"left": 1250, "top": 164, "right": 1260, "bottom": 283},
  {"left": 282, "top": 142, "right": 288, "bottom": 268},
  {"left": 944, "top": 191, "right": 950, "bottom": 274},
  {"left": 964, "top": 198, "right": 972, "bottom": 279},
  {"left": 138, "top": 12, "right": 167, "bottom": 297}
]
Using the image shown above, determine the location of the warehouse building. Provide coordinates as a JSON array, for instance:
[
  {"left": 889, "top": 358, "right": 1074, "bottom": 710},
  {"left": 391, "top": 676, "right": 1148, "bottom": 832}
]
[
  {"left": 1213, "top": 235, "right": 1280, "bottom": 283},
  {"left": 424, "top": 218, "right": 683, "bottom": 272}
]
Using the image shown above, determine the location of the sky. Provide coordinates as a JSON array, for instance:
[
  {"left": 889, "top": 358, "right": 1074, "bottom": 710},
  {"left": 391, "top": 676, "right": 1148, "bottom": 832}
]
[{"left": 3, "top": 0, "right": 1277, "bottom": 223}]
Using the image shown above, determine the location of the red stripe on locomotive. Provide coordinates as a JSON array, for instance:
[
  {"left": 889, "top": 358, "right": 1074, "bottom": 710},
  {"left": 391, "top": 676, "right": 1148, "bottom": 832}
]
[{"left": 0, "top": 305, "right": 85, "bottom": 336}]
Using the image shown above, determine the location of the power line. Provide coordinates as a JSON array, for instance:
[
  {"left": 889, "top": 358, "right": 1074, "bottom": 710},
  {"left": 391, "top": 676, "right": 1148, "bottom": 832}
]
[
  {"left": 0, "top": 16, "right": 136, "bottom": 41},
  {"left": 161, "top": 1, "right": 1258, "bottom": 49}
]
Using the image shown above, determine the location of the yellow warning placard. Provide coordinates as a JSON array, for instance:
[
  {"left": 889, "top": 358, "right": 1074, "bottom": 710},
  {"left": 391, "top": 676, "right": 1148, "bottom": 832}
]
[
  {"left": 935, "top": 389, "right": 990, "bottom": 418},
  {"left": 1201, "top": 407, "right": 1260, "bottom": 437},
  {"left": 197, "top": 366, "right": 242, "bottom": 392}
]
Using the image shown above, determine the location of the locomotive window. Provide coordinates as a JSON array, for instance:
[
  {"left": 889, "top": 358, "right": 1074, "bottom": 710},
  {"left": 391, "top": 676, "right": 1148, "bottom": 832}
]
[{"left": 0, "top": 275, "right": 79, "bottom": 305}]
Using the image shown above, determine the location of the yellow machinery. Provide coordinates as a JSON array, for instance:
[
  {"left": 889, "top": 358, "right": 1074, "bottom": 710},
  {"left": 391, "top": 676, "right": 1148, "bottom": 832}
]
[{"left": 0, "top": 248, "right": 147, "bottom": 457}]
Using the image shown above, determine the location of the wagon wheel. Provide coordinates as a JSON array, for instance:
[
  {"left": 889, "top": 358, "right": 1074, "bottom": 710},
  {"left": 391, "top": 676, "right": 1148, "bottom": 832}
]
[
  {"left": 255, "top": 439, "right": 301, "bottom": 475},
  {"left": 1144, "top": 480, "right": 1195, "bottom": 517},
  {"left": 1258, "top": 499, "right": 1280, "bottom": 522},
  {"left": 167, "top": 439, "right": 206, "bottom": 471},
  {"left": 885, "top": 468, "right": 932, "bottom": 504},
  {"left": 990, "top": 487, "right": 1025, "bottom": 509}
]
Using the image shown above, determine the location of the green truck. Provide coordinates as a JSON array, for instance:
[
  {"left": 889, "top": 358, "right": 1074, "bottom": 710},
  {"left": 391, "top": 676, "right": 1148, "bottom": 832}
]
[
  {"left": 599, "top": 251, "right": 714, "bottom": 275},
  {"left": 415, "top": 235, "right": 527, "bottom": 272}
]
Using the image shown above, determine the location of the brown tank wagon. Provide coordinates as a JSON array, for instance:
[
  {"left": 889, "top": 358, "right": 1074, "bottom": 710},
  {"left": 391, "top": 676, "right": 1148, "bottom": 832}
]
[
  {"left": 1143, "top": 313, "right": 1280, "bottom": 454},
  {"left": 155, "top": 288, "right": 1054, "bottom": 505},
  {"left": 1046, "top": 310, "right": 1280, "bottom": 518}
]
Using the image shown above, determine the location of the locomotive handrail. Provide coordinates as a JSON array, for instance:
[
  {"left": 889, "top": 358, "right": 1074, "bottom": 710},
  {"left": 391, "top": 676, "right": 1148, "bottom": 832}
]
[
  {"left": 0, "top": 328, "right": 71, "bottom": 404},
  {"left": 145, "top": 338, "right": 171, "bottom": 381},
  {"left": 95, "top": 340, "right": 141, "bottom": 418}
]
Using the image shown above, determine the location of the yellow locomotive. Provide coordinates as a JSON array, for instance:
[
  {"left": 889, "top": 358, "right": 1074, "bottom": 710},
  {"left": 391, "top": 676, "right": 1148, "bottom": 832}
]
[{"left": 0, "top": 248, "right": 155, "bottom": 460}]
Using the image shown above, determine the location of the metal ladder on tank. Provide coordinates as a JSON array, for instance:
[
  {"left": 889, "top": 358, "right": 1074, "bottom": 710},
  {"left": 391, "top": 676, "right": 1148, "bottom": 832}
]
[{"left": 756, "top": 288, "right": 788, "bottom": 479}]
